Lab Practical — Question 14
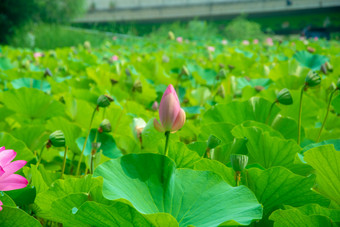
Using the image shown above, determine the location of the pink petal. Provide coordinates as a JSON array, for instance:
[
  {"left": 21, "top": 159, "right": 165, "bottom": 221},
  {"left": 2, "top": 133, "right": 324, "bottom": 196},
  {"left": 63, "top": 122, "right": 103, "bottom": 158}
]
[
  {"left": 153, "top": 119, "right": 165, "bottom": 132},
  {"left": 0, "top": 149, "right": 16, "bottom": 167},
  {"left": 0, "top": 147, "right": 5, "bottom": 152},
  {"left": 0, "top": 166, "right": 4, "bottom": 177},
  {"left": 162, "top": 84, "right": 179, "bottom": 103},
  {"left": 171, "top": 108, "right": 186, "bottom": 132},
  {"left": 0, "top": 174, "right": 28, "bottom": 191},
  {"left": 0, "top": 200, "right": 2, "bottom": 211},
  {"left": 2, "top": 160, "right": 27, "bottom": 178},
  {"left": 159, "top": 93, "right": 180, "bottom": 131}
]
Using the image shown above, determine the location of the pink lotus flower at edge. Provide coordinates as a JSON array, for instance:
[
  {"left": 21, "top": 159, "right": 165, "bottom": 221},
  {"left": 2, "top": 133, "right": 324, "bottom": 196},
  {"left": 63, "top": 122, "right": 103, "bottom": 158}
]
[
  {"left": 0, "top": 200, "right": 2, "bottom": 211},
  {"left": 154, "top": 84, "right": 186, "bottom": 132},
  {"left": 0, "top": 146, "right": 28, "bottom": 192}
]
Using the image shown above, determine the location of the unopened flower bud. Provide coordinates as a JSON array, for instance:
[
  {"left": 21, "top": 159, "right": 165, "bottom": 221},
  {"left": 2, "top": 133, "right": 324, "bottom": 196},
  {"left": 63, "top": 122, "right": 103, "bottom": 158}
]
[
  {"left": 84, "top": 41, "right": 91, "bottom": 50},
  {"left": 230, "top": 154, "right": 249, "bottom": 172},
  {"left": 132, "top": 80, "right": 142, "bottom": 93},
  {"left": 307, "top": 46, "right": 315, "bottom": 53},
  {"left": 99, "top": 119, "right": 111, "bottom": 133},
  {"left": 181, "top": 66, "right": 189, "bottom": 76},
  {"left": 48, "top": 130, "right": 65, "bottom": 147},
  {"left": 207, "top": 135, "right": 221, "bottom": 149},
  {"left": 255, "top": 86, "right": 264, "bottom": 92},
  {"left": 168, "top": 31, "right": 175, "bottom": 40},
  {"left": 218, "top": 69, "right": 227, "bottom": 80},
  {"left": 276, "top": 88, "right": 293, "bottom": 105},
  {"left": 152, "top": 101, "right": 159, "bottom": 111},
  {"left": 97, "top": 95, "right": 114, "bottom": 108},
  {"left": 325, "top": 62, "right": 333, "bottom": 72},
  {"left": 305, "top": 71, "right": 321, "bottom": 87},
  {"left": 44, "top": 68, "right": 53, "bottom": 78},
  {"left": 217, "top": 84, "right": 225, "bottom": 98},
  {"left": 320, "top": 64, "right": 327, "bottom": 75},
  {"left": 328, "top": 82, "right": 336, "bottom": 91}
]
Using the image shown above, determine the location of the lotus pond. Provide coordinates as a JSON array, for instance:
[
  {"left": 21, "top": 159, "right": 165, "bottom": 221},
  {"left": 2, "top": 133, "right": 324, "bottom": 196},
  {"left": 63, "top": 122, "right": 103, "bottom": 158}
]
[{"left": 0, "top": 37, "right": 339, "bottom": 226}]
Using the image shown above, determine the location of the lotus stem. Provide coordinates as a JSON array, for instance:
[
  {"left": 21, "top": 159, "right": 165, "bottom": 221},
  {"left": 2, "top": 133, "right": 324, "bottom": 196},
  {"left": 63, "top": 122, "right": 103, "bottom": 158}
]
[
  {"left": 235, "top": 171, "right": 241, "bottom": 186},
  {"left": 265, "top": 101, "right": 277, "bottom": 125},
  {"left": 61, "top": 146, "right": 68, "bottom": 179},
  {"left": 76, "top": 107, "right": 97, "bottom": 176},
  {"left": 36, "top": 143, "right": 46, "bottom": 167},
  {"left": 317, "top": 89, "right": 337, "bottom": 142},
  {"left": 90, "top": 130, "right": 98, "bottom": 175},
  {"left": 297, "top": 86, "right": 305, "bottom": 145},
  {"left": 164, "top": 131, "right": 170, "bottom": 156}
]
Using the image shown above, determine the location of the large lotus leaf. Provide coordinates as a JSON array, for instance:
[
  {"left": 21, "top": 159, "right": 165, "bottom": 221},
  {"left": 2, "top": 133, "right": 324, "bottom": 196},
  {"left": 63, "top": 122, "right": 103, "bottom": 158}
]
[
  {"left": 0, "top": 132, "right": 35, "bottom": 162},
  {"left": 247, "top": 167, "right": 330, "bottom": 215},
  {"left": 47, "top": 117, "right": 82, "bottom": 154},
  {"left": 2, "top": 87, "right": 64, "bottom": 120},
  {"left": 283, "top": 204, "right": 340, "bottom": 223},
  {"left": 49, "top": 196, "right": 179, "bottom": 227},
  {"left": 198, "top": 122, "right": 235, "bottom": 143},
  {"left": 232, "top": 125, "right": 300, "bottom": 170},
  {"left": 0, "top": 192, "right": 16, "bottom": 207},
  {"left": 202, "top": 97, "right": 280, "bottom": 125},
  {"left": 11, "top": 125, "right": 49, "bottom": 152},
  {"left": 232, "top": 121, "right": 283, "bottom": 139},
  {"left": 193, "top": 158, "right": 235, "bottom": 186},
  {"left": 302, "top": 139, "right": 340, "bottom": 153},
  {"left": 0, "top": 206, "right": 41, "bottom": 227},
  {"left": 34, "top": 175, "right": 101, "bottom": 219},
  {"left": 293, "top": 51, "right": 328, "bottom": 71},
  {"left": 269, "top": 208, "right": 333, "bottom": 227},
  {"left": 304, "top": 145, "right": 340, "bottom": 206},
  {"left": 76, "top": 129, "right": 122, "bottom": 159},
  {"left": 11, "top": 77, "right": 51, "bottom": 93},
  {"left": 94, "top": 153, "right": 263, "bottom": 226},
  {"left": 332, "top": 94, "right": 340, "bottom": 114},
  {"left": 164, "top": 142, "right": 202, "bottom": 168},
  {"left": 271, "top": 115, "right": 305, "bottom": 142}
]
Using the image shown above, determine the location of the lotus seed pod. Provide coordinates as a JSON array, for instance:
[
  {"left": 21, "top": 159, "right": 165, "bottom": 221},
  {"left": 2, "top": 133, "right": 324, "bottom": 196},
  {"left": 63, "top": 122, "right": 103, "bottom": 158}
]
[
  {"left": 181, "top": 66, "right": 189, "bottom": 76},
  {"left": 228, "top": 64, "right": 235, "bottom": 71},
  {"left": 48, "top": 130, "right": 65, "bottom": 147},
  {"left": 277, "top": 88, "right": 293, "bottom": 105},
  {"left": 307, "top": 46, "right": 315, "bottom": 53},
  {"left": 305, "top": 71, "right": 321, "bottom": 87},
  {"left": 132, "top": 80, "right": 143, "bottom": 93},
  {"left": 168, "top": 31, "right": 175, "bottom": 40},
  {"left": 44, "top": 68, "right": 53, "bottom": 78},
  {"left": 255, "top": 86, "right": 264, "bottom": 92},
  {"left": 218, "top": 68, "right": 227, "bottom": 80},
  {"left": 207, "top": 135, "right": 221, "bottom": 149},
  {"left": 320, "top": 64, "right": 327, "bottom": 75},
  {"left": 217, "top": 84, "right": 225, "bottom": 98},
  {"left": 230, "top": 154, "right": 249, "bottom": 172},
  {"left": 97, "top": 95, "right": 114, "bottom": 108},
  {"left": 99, "top": 119, "right": 112, "bottom": 133},
  {"left": 325, "top": 62, "right": 333, "bottom": 72},
  {"left": 230, "top": 138, "right": 248, "bottom": 155},
  {"left": 328, "top": 82, "right": 336, "bottom": 91}
]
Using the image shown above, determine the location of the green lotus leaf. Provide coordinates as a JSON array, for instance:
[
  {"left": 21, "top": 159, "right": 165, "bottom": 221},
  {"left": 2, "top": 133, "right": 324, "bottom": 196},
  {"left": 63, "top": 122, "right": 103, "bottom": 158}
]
[
  {"left": 11, "top": 78, "right": 51, "bottom": 93},
  {"left": 304, "top": 145, "right": 340, "bottom": 206},
  {"left": 2, "top": 87, "right": 64, "bottom": 120},
  {"left": 0, "top": 206, "right": 41, "bottom": 227},
  {"left": 94, "top": 153, "right": 263, "bottom": 227},
  {"left": 11, "top": 125, "right": 49, "bottom": 152},
  {"left": 202, "top": 97, "right": 280, "bottom": 125},
  {"left": 293, "top": 51, "right": 328, "bottom": 71},
  {"left": 247, "top": 167, "right": 330, "bottom": 215},
  {"left": 0, "top": 132, "right": 35, "bottom": 162}
]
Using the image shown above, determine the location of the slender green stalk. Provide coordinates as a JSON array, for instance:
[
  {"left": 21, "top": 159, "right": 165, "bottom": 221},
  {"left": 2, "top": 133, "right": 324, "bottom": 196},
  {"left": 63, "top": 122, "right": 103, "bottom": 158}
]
[
  {"left": 90, "top": 130, "right": 98, "bottom": 175},
  {"left": 61, "top": 146, "right": 68, "bottom": 179},
  {"left": 164, "top": 131, "right": 170, "bottom": 156},
  {"left": 235, "top": 171, "right": 241, "bottom": 186},
  {"left": 76, "top": 107, "right": 97, "bottom": 176},
  {"left": 36, "top": 143, "right": 46, "bottom": 167},
  {"left": 265, "top": 101, "right": 277, "bottom": 125},
  {"left": 69, "top": 153, "right": 76, "bottom": 175},
  {"left": 317, "top": 90, "right": 337, "bottom": 142},
  {"left": 297, "top": 86, "right": 305, "bottom": 145}
]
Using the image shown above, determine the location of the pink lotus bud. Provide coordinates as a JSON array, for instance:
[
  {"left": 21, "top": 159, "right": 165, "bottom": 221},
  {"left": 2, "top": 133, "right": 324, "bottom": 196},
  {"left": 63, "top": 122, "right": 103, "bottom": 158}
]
[
  {"left": 253, "top": 39, "right": 259, "bottom": 44},
  {"left": 34, "top": 52, "right": 43, "bottom": 58},
  {"left": 266, "top": 37, "right": 273, "bottom": 46},
  {"left": 242, "top": 40, "right": 249, "bottom": 45},
  {"left": 221, "top": 39, "right": 228, "bottom": 45},
  {"left": 207, "top": 46, "right": 215, "bottom": 52},
  {"left": 112, "top": 36, "right": 117, "bottom": 41},
  {"left": 154, "top": 84, "right": 186, "bottom": 132},
  {"left": 152, "top": 101, "right": 159, "bottom": 111},
  {"left": 314, "top": 37, "right": 318, "bottom": 41},
  {"left": 112, "top": 55, "right": 119, "bottom": 61},
  {"left": 176, "top": 37, "right": 183, "bottom": 43}
]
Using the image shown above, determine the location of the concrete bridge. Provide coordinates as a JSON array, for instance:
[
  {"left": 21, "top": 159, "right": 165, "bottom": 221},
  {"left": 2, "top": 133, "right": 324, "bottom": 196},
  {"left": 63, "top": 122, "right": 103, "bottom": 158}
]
[{"left": 74, "top": 0, "right": 340, "bottom": 23}]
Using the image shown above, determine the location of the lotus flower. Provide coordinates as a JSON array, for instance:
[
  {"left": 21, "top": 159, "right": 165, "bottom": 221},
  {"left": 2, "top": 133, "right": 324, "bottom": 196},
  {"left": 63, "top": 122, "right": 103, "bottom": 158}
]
[
  {"left": 176, "top": 37, "right": 183, "bottom": 43},
  {"left": 112, "top": 55, "right": 119, "bottom": 61},
  {"left": 253, "top": 39, "right": 259, "bottom": 44},
  {"left": 242, "top": 40, "right": 249, "bottom": 45},
  {"left": 154, "top": 84, "right": 186, "bottom": 132},
  {"left": 266, "top": 37, "right": 273, "bottom": 46},
  {"left": 207, "top": 46, "right": 215, "bottom": 52},
  {"left": 0, "top": 147, "right": 28, "bottom": 191},
  {"left": 0, "top": 200, "right": 2, "bottom": 211},
  {"left": 221, "top": 39, "right": 228, "bottom": 45},
  {"left": 34, "top": 52, "right": 43, "bottom": 58}
]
